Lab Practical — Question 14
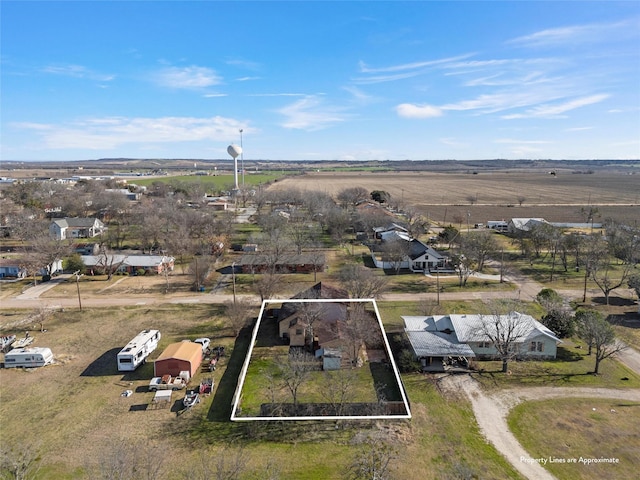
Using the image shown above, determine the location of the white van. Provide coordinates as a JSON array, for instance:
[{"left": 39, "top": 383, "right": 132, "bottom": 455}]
[{"left": 4, "top": 347, "right": 54, "bottom": 368}]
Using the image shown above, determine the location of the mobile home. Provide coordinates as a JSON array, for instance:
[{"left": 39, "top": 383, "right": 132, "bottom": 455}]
[
  {"left": 4, "top": 347, "right": 54, "bottom": 368},
  {"left": 117, "top": 329, "right": 161, "bottom": 372}
]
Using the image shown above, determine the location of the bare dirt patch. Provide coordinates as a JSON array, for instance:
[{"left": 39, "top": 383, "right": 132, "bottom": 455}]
[{"left": 271, "top": 171, "right": 640, "bottom": 224}]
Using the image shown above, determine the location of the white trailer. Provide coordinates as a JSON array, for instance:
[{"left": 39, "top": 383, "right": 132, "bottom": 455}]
[
  {"left": 3, "top": 347, "right": 54, "bottom": 368},
  {"left": 117, "top": 329, "right": 161, "bottom": 372}
]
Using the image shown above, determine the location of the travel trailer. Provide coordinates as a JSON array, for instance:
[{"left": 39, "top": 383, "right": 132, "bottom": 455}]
[
  {"left": 4, "top": 347, "right": 54, "bottom": 368},
  {"left": 117, "top": 329, "right": 161, "bottom": 372}
]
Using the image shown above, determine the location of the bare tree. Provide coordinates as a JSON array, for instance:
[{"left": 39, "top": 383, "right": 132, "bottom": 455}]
[
  {"left": 89, "top": 438, "right": 165, "bottom": 480},
  {"left": 319, "top": 368, "right": 357, "bottom": 415},
  {"left": 225, "top": 299, "right": 252, "bottom": 337},
  {"left": 451, "top": 253, "right": 474, "bottom": 287},
  {"left": 347, "top": 438, "right": 396, "bottom": 480},
  {"left": 576, "top": 310, "right": 626, "bottom": 374},
  {"left": 277, "top": 349, "right": 316, "bottom": 413},
  {"left": 254, "top": 272, "right": 283, "bottom": 301},
  {"left": 590, "top": 254, "right": 634, "bottom": 306},
  {"left": 337, "top": 187, "right": 368, "bottom": 210},
  {"left": 517, "top": 195, "right": 526, "bottom": 206},
  {"left": 338, "top": 265, "right": 388, "bottom": 299},
  {"left": 628, "top": 274, "right": 640, "bottom": 313},
  {"left": 476, "top": 302, "right": 532, "bottom": 373},
  {"left": 381, "top": 237, "right": 411, "bottom": 274},
  {"left": 0, "top": 443, "right": 42, "bottom": 480},
  {"left": 460, "top": 230, "right": 498, "bottom": 272},
  {"left": 401, "top": 205, "right": 430, "bottom": 239}
]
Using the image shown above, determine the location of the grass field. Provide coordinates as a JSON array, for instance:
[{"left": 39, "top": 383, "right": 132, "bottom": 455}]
[{"left": 508, "top": 398, "right": 640, "bottom": 480}]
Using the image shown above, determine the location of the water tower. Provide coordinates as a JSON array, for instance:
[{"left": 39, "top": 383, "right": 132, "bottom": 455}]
[{"left": 227, "top": 144, "right": 242, "bottom": 190}]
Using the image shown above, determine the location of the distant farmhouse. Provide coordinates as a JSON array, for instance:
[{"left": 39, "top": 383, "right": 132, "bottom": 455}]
[
  {"left": 81, "top": 254, "right": 174, "bottom": 275},
  {"left": 369, "top": 229, "right": 449, "bottom": 273},
  {"left": 50, "top": 217, "right": 106, "bottom": 240},
  {"left": 403, "top": 312, "right": 562, "bottom": 372},
  {"left": 0, "top": 259, "right": 27, "bottom": 279}
]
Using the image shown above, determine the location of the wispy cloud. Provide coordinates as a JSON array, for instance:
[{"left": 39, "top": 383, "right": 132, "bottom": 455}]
[
  {"left": 353, "top": 54, "right": 474, "bottom": 84},
  {"left": 507, "top": 20, "right": 638, "bottom": 48},
  {"left": 41, "top": 64, "right": 115, "bottom": 82},
  {"left": 12, "top": 116, "right": 242, "bottom": 150},
  {"left": 396, "top": 103, "right": 442, "bottom": 118},
  {"left": 153, "top": 66, "right": 221, "bottom": 89},
  {"left": 278, "top": 96, "right": 348, "bottom": 130},
  {"left": 247, "top": 93, "right": 308, "bottom": 97},
  {"left": 502, "top": 94, "right": 610, "bottom": 119}
]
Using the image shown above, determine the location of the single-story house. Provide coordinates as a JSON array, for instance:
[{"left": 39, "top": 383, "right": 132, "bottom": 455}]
[
  {"left": 508, "top": 218, "right": 549, "bottom": 234},
  {"left": 105, "top": 188, "right": 141, "bottom": 201},
  {"left": 370, "top": 231, "right": 448, "bottom": 272},
  {"left": 404, "top": 312, "right": 561, "bottom": 371},
  {"left": 373, "top": 222, "right": 409, "bottom": 240},
  {"left": 50, "top": 217, "right": 106, "bottom": 240},
  {"left": 238, "top": 252, "right": 325, "bottom": 274},
  {"left": 153, "top": 342, "right": 203, "bottom": 379},
  {"left": 0, "top": 259, "right": 27, "bottom": 279},
  {"left": 81, "top": 254, "right": 175, "bottom": 275}
]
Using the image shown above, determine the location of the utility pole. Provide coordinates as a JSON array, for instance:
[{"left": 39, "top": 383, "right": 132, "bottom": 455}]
[{"left": 74, "top": 270, "right": 83, "bottom": 311}]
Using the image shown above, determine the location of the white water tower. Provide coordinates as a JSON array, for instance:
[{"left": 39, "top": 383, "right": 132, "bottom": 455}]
[{"left": 227, "top": 144, "right": 242, "bottom": 190}]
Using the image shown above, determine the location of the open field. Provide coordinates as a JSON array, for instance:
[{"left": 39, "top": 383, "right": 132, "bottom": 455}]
[
  {"left": 508, "top": 397, "right": 640, "bottom": 480},
  {"left": 0, "top": 302, "right": 520, "bottom": 480},
  {"left": 270, "top": 170, "right": 640, "bottom": 225}
]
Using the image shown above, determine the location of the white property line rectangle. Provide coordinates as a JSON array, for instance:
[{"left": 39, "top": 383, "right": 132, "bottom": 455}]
[{"left": 231, "top": 298, "right": 412, "bottom": 421}]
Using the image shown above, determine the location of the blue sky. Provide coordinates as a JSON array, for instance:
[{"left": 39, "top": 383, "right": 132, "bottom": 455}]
[{"left": 2, "top": 1, "right": 639, "bottom": 162}]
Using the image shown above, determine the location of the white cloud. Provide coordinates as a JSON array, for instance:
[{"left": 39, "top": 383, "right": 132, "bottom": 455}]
[
  {"left": 502, "top": 94, "right": 610, "bottom": 119},
  {"left": 278, "top": 96, "right": 348, "bottom": 130},
  {"left": 14, "top": 116, "right": 244, "bottom": 150},
  {"left": 41, "top": 64, "right": 115, "bottom": 82},
  {"left": 154, "top": 66, "right": 221, "bottom": 88},
  {"left": 358, "top": 54, "right": 473, "bottom": 73},
  {"left": 396, "top": 103, "right": 442, "bottom": 118},
  {"left": 507, "top": 20, "right": 638, "bottom": 48},
  {"left": 494, "top": 139, "right": 552, "bottom": 145}
]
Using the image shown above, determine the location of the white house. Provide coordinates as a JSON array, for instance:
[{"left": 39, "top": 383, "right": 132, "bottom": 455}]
[
  {"left": 403, "top": 312, "right": 562, "bottom": 371},
  {"left": 371, "top": 231, "right": 447, "bottom": 272},
  {"left": 81, "top": 254, "right": 174, "bottom": 275},
  {"left": 50, "top": 218, "right": 106, "bottom": 240}
]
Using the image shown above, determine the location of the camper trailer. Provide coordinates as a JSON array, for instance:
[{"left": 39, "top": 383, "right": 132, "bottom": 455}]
[
  {"left": 117, "top": 329, "right": 161, "bottom": 372},
  {"left": 3, "top": 347, "right": 54, "bottom": 368}
]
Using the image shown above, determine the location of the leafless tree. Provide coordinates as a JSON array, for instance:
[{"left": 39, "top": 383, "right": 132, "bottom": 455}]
[
  {"left": 517, "top": 195, "right": 526, "bottom": 206},
  {"left": 89, "top": 438, "right": 165, "bottom": 480},
  {"left": 225, "top": 298, "right": 253, "bottom": 337},
  {"left": 337, "top": 186, "right": 368, "bottom": 210},
  {"left": 0, "top": 443, "right": 42, "bottom": 480},
  {"left": 460, "top": 230, "right": 498, "bottom": 272},
  {"left": 451, "top": 253, "right": 474, "bottom": 287},
  {"left": 476, "top": 301, "right": 532, "bottom": 373},
  {"left": 190, "top": 447, "right": 250, "bottom": 480},
  {"left": 277, "top": 349, "right": 316, "bottom": 413},
  {"left": 319, "top": 368, "right": 357, "bottom": 416},
  {"left": 381, "top": 238, "right": 411, "bottom": 274},
  {"left": 254, "top": 272, "right": 283, "bottom": 301},
  {"left": 347, "top": 438, "right": 396, "bottom": 480},
  {"left": 575, "top": 309, "right": 627, "bottom": 374},
  {"left": 187, "top": 255, "right": 215, "bottom": 291},
  {"left": 401, "top": 205, "right": 430, "bottom": 239},
  {"left": 338, "top": 265, "right": 388, "bottom": 299}
]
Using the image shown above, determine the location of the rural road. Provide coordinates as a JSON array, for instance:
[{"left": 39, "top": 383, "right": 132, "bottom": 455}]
[
  {"left": 444, "top": 375, "right": 640, "bottom": 480},
  {"left": 2, "top": 267, "right": 639, "bottom": 480}
]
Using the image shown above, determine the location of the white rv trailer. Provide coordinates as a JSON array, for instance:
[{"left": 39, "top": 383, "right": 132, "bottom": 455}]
[
  {"left": 117, "top": 329, "right": 161, "bottom": 372},
  {"left": 3, "top": 347, "right": 54, "bottom": 368}
]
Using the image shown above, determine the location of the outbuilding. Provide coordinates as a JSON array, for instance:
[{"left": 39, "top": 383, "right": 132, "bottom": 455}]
[{"left": 153, "top": 342, "right": 202, "bottom": 379}]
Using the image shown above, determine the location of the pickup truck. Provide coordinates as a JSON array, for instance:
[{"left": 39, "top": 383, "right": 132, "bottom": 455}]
[{"left": 148, "top": 374, "right": 187, "bottom": 391}]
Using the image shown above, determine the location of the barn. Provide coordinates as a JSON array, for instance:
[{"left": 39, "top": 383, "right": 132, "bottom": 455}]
[{"left": 153, "top": 342, "right": 202, "bottom": 379}]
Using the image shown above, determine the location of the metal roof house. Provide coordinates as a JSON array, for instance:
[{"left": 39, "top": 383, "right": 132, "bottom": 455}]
[{"left": 404, "top": 312, "right": 562, "bottom": 372}]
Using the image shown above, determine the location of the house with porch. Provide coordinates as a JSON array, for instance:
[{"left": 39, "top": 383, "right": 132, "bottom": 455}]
[
  {"left": 81, "top": 254, "right": 174, "bottom": 275},
  {"left": 370, "top": 231, "right": 448, "bottom": 273},
  {"left": 50, "top": 217, "right": 106, "bottom": 240},
  {"left": 404, "top": 312, "right": 561, "bottom": 372}
]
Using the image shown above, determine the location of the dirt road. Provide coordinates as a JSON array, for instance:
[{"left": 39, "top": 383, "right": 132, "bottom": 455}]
[{"left": 443, "top": 375, "right": 640, "bottom": 480}]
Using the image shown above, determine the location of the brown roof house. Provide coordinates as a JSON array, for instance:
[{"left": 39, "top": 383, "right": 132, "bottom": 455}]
[
  {"left": 153, "top": 342, "right": 202, "bottom": 379},
  {"left": 276, "top": 283, "right": 369, "bottom": 370}
]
